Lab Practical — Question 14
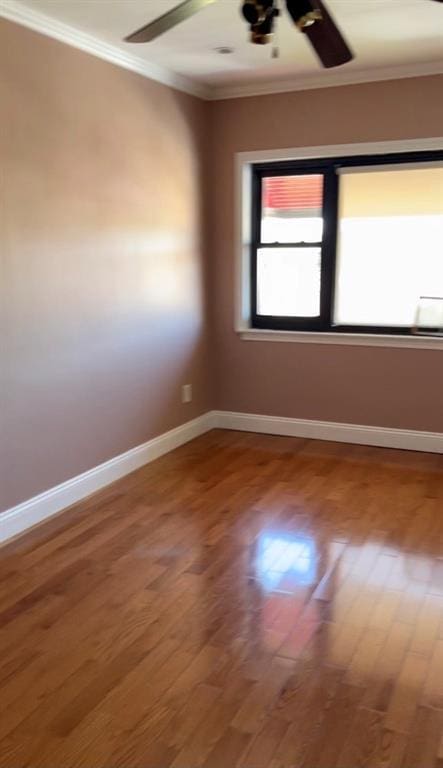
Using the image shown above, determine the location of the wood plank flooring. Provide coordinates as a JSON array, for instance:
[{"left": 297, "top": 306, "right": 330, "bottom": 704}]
[{"left": 1, "top": 429, "right": 442, "bottom": 767}]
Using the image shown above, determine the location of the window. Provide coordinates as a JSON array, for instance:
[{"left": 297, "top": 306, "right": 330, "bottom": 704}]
[{"left": 251, "top": 151, "right": 443, "bottom": 335}]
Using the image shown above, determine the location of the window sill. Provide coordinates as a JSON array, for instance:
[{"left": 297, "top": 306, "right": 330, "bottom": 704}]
[{"left": 239, "top": 329, "right": 443, "bottom": 350}]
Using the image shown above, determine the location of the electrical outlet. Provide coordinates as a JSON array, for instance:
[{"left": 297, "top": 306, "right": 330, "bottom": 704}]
[{"left": 181, "top": 384, "right": 192, "bottom": 404}]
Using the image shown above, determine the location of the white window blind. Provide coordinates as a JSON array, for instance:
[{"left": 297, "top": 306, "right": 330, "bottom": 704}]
[{"left": 334, "top": 166, "right": 443, "bottom": 328}]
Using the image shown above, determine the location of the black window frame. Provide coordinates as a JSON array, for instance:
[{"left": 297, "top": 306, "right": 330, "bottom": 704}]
[{"left": 251, "top": 150, "right": 443, "bottom": 335}]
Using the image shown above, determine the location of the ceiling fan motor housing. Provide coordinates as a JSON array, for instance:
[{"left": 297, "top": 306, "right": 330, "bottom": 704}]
[{"left": 241, "top": 0, "right": 279, "bottom": 44}]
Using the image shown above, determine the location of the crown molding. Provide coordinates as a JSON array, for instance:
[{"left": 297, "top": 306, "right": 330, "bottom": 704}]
[
  {"left": 208, "top": 60, "right": 443, "bottom": 100},
  {"left": 0, "top": 0, "right": 212, "bottom": 100},
  {"left": 1, "top": 0, "right": 441, "bottom": 103}
]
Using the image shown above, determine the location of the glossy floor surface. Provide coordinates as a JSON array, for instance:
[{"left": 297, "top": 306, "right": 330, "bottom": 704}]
[{"left": 1, "top": 430, "right": 443, "bottom": 768}]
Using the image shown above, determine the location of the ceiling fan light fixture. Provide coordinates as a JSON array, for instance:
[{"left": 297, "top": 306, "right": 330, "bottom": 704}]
[
  {"left": 251, "top": 10, "right": 277, "bottom": 44},
  {"left": 250, "top": 28, "right": 273, "bottom": 44}
]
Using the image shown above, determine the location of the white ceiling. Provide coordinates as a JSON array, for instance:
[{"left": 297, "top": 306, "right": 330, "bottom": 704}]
[{"left": 3, "top": 0, "right": 443, "bottom": 98}]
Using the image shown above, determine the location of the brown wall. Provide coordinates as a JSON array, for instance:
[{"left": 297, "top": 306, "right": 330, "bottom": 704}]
[
  {"left": 1, "top": 19, "right": 442, "bottom": 516},
  {"left": 209, "top": 77, "right": 443, "bottom": 433},
  {"left": 0, "top": 19, "right": 213, "bottom": 512}
]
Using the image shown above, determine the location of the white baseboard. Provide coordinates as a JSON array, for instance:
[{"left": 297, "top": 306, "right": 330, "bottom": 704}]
[
  {"left": 212, "top": 411, "right": 443, "bottom": 454},
  {"left": 2, "top": 409, "right": 441, "bottom": 545},
  {"left": 0, "top": 412, "right": 216, "bottom": 545}
]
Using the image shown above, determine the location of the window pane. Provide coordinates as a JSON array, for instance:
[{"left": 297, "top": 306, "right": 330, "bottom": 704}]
[
  {"left": 261, "top": 175, "right": 323, "bottom": 243},
  {"left": 257, "top": 247, "right": 321, "bottom": 317},
  {"left": 334, "top": 167, "right": 443, "bottom": 327}
]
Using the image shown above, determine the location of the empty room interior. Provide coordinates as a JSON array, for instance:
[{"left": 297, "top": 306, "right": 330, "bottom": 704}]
[{"left": 1, "top": 0, "right": 443, "bottom": 765}]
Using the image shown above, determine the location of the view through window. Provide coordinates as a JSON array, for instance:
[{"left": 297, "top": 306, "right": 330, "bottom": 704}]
[{"left": 258, "top": 174, "right": 323, "bottom": 318}]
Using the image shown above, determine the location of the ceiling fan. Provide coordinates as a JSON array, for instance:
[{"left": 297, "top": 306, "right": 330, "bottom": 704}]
[{"left": 124, "top": 0, "right": 443, "bottom": 70}]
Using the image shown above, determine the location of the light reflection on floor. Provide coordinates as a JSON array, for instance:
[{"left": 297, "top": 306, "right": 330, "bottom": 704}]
[
  {"left": 249, "top": 524, "right": 443, "bottom": 670},
  {"left": 255, "top": 532, "right": 317, "bottom": 592}
]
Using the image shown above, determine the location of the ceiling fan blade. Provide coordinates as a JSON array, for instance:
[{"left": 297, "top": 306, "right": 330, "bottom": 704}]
[
  {"left": 303, "top": 0, "right": 354, "bottom": 68},
  {"left": 124, "top": 0, "right": 216, "bottom": 43}
]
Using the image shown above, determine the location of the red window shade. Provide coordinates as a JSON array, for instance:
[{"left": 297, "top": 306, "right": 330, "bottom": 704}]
[{"left": 263, "top": 174, "right": 323, "bottom": 214}]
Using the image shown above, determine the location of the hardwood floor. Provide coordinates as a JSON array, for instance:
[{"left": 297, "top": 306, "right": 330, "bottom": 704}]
[{"left": 1, "top": 429, "right": 443, "bottom": 767}]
